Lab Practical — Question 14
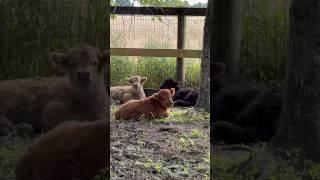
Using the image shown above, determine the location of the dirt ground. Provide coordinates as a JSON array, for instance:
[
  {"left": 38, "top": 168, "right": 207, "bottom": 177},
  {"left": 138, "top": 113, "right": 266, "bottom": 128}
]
[
  {"left": 0, "top": 106, "right": 210, "bottom": 180},
  {"left": 110, "top": 106, "right": 210, "bottom": 180}
]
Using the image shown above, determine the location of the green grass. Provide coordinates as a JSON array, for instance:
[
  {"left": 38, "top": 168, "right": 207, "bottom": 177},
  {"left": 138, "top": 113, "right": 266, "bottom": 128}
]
[
  {"left": 158, "top": 108, "right": 210, "bottom": 124},
  {"left": 142, "top": 158, "right": 163, "bottom": 174},
  {"left": 110, "top": 37, "right": 201, "bottom": 89},
  {"left": 0, "top": 136, "right": 33, "bottom": 179},
  {"left": 111, "top": 105, "right": 210, "bottom": 124},
  {"left": 211, "top": 148, "right": 320, "bottom": 180},
  {"left": 0, "top": 0, "right": 108, "bottom": 81}
]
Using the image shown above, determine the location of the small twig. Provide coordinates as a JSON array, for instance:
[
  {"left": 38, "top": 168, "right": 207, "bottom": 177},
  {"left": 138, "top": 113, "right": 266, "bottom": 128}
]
[{"left": 150, "top": 111, "right": 156, "bottom": 119}]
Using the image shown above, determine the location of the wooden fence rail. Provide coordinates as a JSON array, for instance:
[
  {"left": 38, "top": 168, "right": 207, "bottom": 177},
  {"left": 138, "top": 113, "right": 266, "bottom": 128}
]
[
  {"left": 111, "top": 48, "right": 202, "bottom": 58},
  {"left": 110, "top": 6, "right": 206, "bottom": 84}
]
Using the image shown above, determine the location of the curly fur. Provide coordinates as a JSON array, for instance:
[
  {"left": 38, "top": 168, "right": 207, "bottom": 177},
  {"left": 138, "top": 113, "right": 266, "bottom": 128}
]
[
  {"left": 115, "top": 88, "right": 175, "bottom": 120},
  {"left": 15, "top": 120, "right": 108, "bottom": 180},
  {"left": 110, "top": 75, "right": 147, "bottom": 104}
]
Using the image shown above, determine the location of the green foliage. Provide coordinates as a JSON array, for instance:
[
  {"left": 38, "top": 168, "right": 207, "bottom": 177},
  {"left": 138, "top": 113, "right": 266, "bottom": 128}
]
[
  {"left": 111, "top": 38, "right": 200, "bottom": 88},
  {"left": 191, "top": 2, "right": 207, "bottom": 8},
  {"left": 212, "top": 147, "right": 320, "bottom": 180},
  {"left": 155, "top": 108, "right": 210, "bottom": 124},
  {"left": 179, "top": 129, "right": 207, "bottom": 150},
  {"left": 112, "top": 0, "right": 133, "bottom": 6},
  {"left": 240, "top": 0, "right": 289, "bottom": 82},
  {"left": 0, "top": 137, "right": 33, "bottom": 178},
  {"left": 138, "top": 0, "right": 189, "bottom": 7},
  {"left": 0, "top": 0, "right": 109, "bottom": 80},
  {"left": 211, "top": 155, "right": 239, "bottom": 180},
  {"left": 111, "top": 0, "right": 290, "bottom": 86},
  {"left": 190, "top": 129, "right": 206, "bottom": 138},
  {"left": 143, "top": 158, "right": 163, "bottom": 174},
  {"left": 111, "top": 0, "right": 189, "bottom": 7},
  {"left": 307, "top": 163, "right": 320, "bottom": 180}
]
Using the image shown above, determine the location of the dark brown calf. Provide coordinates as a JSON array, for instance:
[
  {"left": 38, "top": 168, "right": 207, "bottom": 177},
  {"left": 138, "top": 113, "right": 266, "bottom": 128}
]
[{"left": 15, "top": 120, "right": 108, "bottom": 180}]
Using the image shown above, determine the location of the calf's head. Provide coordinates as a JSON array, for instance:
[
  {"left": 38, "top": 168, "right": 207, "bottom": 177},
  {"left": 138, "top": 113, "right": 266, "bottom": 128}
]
[
  {"left": 49, "top": 45, "right": 108, "bottom": 94},
  {"left": 153, "top": 88, "right": 175, "bottom": 108},
  {"left": 159, "top": 78, "right": 181, "bottom": 90},
  {"left": 126, "top": 75, "right": 147, "bottom": 90}
]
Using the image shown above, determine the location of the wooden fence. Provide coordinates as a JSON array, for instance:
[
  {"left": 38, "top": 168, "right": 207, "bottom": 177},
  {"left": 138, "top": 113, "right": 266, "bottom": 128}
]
[{"left": 110, "top": 6, "right": 206, "bottom": 84}]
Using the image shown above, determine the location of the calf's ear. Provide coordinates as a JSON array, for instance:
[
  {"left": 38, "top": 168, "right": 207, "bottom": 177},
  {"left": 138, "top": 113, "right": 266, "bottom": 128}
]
[
  {"left": 99, "top": 49, "right": 109, "bottom": 71},
  {"left": 170, "top": 88, "right": 175, "bottom": 97},
  {"left": 126, "top": 78, "right": 134, "bottom": 84},
  {"left": 49, "top": 52, "right": 68, "bottom": 73},
  {"left": 153, "top": 93, "right": 160, "bottom": 101},
  {"left": 141, "top": 77, "right": 147, "bottom": 84}
]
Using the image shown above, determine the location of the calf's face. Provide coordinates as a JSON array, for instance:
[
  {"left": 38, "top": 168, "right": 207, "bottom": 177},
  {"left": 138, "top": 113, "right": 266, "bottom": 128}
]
[
  {"left": 160, "top": 78, "right": 180, "bottom": 90},
  {"left": 50, "top": 45, "right": 107, "bottom": 92},
  {"left": 154, "top": 88, "right": 175, "bottom": 108},
  {"left": 126, "top": 75, "right": 147, "bottom": 90}
]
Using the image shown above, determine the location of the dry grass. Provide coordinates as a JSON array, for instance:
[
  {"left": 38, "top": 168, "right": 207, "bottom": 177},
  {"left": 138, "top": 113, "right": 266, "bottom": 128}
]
[{"left": 111, "top": 15, "right": 205, "bottom": 50}]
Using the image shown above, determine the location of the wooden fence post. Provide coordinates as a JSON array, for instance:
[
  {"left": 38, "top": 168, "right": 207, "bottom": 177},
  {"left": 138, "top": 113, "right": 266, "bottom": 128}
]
[{"left": 177, "top": 15, "right": 186, "bottom": 85}]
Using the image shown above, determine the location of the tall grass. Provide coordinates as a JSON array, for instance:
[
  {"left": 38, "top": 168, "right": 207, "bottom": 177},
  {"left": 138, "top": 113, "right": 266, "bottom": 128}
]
[
  {"left": 0, "top": 0, "right": 109, "bottom": 80},
  {"left": 111, "top": 56, "right": 200, "bottom": 89},
  {"left": 240, "top": 0, "right": 290, "bottom": 82},
  {"left": 111, "top": 0, "right": 290, "bottom": 87},
  {"left": 110, "top": 37, "right": 201, "bottom": 88},
  {"left": 0, "top": 0, "right": 290, "bottom": 85}
]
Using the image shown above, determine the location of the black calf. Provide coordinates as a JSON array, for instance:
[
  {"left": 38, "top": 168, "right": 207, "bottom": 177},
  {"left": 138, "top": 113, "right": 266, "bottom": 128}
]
[
  {"left": 213, "top": 84, "right": 282, "bottom": 143},
  {"left": 211, "top": 61, "right": 283, "bottom": 143},
  {"left": 160, "top": 78, "right": 198, "bottom": 107}
]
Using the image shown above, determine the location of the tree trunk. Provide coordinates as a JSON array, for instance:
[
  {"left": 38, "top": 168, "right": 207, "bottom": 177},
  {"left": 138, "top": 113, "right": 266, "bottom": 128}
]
[
  {"left": 104, "top": 1, "right": 110, "bottom": 177},
  {"left": 196, "top": 0, "right": 211, "bottom": 112},
  {"left": 212, "top": 0, "right": 241, "bottom": 77},
  {"left": 271, "top": 0, "right": 320, "bottom": 161}
]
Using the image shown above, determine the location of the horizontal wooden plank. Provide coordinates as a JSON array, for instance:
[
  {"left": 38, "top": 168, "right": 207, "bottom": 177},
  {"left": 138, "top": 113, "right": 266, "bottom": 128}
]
[
  {"left": 110, "top": 48, "right": 202, "bottom": 58},
  {"left": 110, "top": 6, "right": 206, "bottom": 16}
]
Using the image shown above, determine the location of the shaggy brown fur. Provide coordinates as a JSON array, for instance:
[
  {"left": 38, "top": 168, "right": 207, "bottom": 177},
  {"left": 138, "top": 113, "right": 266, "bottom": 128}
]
[
  {"left": 0, "top": 78, "right": 71, "bottom": 133},
  {"left": 41, "top": 45, "right": 109, "bottom": 132},
  {"left": 115, "top": 88, "right": 175, "bottom": 120},
  {"left": 0, "top": 45, "right": 109, "bottom": 134},
  {"left": 15, "top": 120, "right": 108, "bottom": 180},
  {"left": 110, "top": 75, "right": 147, "bottom": 104}
]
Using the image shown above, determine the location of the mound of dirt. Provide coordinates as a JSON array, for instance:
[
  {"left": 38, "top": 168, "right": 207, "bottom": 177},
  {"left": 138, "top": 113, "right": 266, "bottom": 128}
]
[{"left": 111, "top": 117, "right": 210, "bottom": 179}]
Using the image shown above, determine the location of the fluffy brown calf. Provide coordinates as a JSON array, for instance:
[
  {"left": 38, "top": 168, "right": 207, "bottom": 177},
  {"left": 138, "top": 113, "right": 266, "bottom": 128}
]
[
  {"left": 0, "top": 45, "right": 109, "bottom": 134},
  {"left": 110, "top": 75, "right": 147, "bottom": 104},
  {"left": 41, "top": 45, "right": 109, "bottom": 132},
  {"left": 15, "top": 120, "right": 108, "bottom": 180},
  {"left": 0, "top": 77, "right": 71, "bottom": 134},
  {"left": 115, "top": 88, "right": 175, "bottom": 120}
]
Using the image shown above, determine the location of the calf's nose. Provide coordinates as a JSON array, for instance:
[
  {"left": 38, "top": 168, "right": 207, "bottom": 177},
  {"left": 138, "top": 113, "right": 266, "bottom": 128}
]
[{"left": 169, "top": 101, "right": 174, "bottom": 107}]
